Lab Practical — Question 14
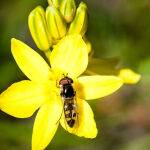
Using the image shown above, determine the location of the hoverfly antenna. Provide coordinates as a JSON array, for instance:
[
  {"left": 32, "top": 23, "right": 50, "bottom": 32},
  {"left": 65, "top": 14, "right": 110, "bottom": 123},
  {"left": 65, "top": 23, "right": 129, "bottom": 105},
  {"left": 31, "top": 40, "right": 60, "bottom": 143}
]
[
  {"left": 62, "top": 73, "right": 68, "bottom": 77},
  {"left": 62, "top": 73, "right": 65, "bottom": 77}
]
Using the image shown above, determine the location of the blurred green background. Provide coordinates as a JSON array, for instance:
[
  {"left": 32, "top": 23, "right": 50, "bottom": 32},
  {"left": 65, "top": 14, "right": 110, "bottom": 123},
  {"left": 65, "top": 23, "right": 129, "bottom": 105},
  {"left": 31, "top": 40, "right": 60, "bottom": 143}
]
[{"left": 0, "top": 0, "right": 150, "bottom": 149}]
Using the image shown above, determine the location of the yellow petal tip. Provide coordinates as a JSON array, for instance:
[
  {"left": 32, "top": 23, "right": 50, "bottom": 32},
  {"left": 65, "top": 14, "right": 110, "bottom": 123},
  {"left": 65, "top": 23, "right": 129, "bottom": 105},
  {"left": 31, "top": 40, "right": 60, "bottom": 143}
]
[
  {"left": 11, "top": 38, "right": 19, "bottom": 51},
  {"left": 11, "top": 38, "right": 17, "bottom": 45},
  {"left": 118, "top": 68, "right": 141, "bottom": 84}
]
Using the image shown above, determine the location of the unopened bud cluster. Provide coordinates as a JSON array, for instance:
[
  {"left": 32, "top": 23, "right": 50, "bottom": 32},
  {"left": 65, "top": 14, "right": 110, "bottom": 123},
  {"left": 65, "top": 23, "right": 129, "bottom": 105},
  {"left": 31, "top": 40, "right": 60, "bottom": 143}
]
[{"left": 28, "top": 0, "right": 88, "bottom": 52}]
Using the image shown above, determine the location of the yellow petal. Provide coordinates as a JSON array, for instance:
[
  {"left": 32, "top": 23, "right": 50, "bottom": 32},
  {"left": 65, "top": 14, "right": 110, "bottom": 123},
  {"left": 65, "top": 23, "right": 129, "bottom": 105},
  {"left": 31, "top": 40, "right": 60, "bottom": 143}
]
[
  {"left": 11, "top": 38, "right": 53, "bottom": 82},
  {"left": 50, "top": 34, "right": 88, "bottom": 78},
  {"left": 60, "top": 98, "right": 97, "bottom": 138},
  {"left": 0, "top": 80, "right": 50, "bottom": 118},
  {"left": 32, "top": 95, "right": 62, "bottom": 150},
  {"left": 118, "top": 68, "right": 141, "bottom": 84},
  {"left": 28, "top": 6, "right": 52, "bottom": 51},
  {"left": 76, "top": 75, "right": 123, "bottom": 100}
]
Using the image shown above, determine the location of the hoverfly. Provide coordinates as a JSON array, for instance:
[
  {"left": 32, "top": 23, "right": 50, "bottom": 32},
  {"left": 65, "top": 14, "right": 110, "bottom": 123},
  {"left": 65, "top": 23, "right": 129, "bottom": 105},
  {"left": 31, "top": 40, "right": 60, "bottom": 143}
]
[{"left": 59, "top": 76, "right": 77, "bottom": 128}]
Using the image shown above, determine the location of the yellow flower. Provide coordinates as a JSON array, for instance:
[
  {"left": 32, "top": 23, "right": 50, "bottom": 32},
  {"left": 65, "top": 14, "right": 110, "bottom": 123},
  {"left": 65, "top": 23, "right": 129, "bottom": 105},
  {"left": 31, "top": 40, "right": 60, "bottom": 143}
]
[{"left": 0, "top": 34, "right": 123, "bottom": 150}]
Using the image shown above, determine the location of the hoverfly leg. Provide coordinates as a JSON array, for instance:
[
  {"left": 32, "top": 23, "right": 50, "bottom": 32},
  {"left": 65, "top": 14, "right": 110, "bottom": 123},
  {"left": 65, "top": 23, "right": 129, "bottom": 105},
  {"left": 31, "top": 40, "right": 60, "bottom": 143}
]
[{"left": 56, "top": 79, "right": 59, "bottom": 88}]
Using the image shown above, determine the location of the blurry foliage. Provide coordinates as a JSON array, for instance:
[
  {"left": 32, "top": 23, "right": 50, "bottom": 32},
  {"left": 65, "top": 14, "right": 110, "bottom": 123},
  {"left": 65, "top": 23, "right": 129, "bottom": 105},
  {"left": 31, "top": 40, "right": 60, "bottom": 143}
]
[
  {"left": 86, "top": 57, "right": 121, "bottom": 75},
  {"left": 0, "top": 0, "right": 150, "bottom": 150},
  {"left": 87, "top": 0, "right": 150, "bottom": 69}
]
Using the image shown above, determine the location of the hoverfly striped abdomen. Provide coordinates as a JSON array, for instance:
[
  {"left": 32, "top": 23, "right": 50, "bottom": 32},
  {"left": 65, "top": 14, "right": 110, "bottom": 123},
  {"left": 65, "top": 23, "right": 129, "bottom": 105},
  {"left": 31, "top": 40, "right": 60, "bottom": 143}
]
[{"left": 59, "top": 76, "right": 76, "bottom": 128}]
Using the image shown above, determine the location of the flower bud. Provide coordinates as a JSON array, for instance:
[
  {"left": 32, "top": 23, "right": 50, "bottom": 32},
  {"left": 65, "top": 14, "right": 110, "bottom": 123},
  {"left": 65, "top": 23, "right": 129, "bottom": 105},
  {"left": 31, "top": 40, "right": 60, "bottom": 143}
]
[
  {"left": 28, "top": 6, "right": 52, "bottom": 51},
  {"left": 48, "top": 0, "right": 62, "bottom": 8},
  {"left": 83, "top": 37, "right": 92, "bottom": 54},
  {"left": 68, "top": 2, "right": 88, "bottom": 36},
  {"left": 46, "top": 6, "right": 67, "bottom": 40},
  {"left": 60, "top": 0, "right": 76, "bottom": 23},
  {"left": 118, "top": 69, "right": 141, "bottom": 84}
]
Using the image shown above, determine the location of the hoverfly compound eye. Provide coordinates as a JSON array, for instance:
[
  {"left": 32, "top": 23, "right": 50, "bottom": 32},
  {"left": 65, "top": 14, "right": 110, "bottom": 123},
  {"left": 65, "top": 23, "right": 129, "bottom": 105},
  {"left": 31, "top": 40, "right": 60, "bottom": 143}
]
[
  {"left": 59, "top": 77, "right": 73, "bottom": 85},
  {"left": 67, "top": 77, "right": 73, "bottom": 84}
]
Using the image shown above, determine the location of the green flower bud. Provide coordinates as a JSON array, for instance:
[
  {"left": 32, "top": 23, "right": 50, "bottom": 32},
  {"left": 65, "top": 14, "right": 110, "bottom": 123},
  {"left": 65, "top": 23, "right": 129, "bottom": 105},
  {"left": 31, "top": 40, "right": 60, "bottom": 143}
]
[
  {"left": 68, "top": 2, "right": 88, "bottom": 36},
  {"left": 48, "top": 0, "right": 62, "bottom": 8},
  {"left": 46, "top": 6, "right": 67, "bottom": 40},
  {"left": 28, "top": 6, "right": 52, "bottom": 51},
  {"left": 60, "top": 0, "right": 76, "bottom": 23},
  {"left": 85, "top": 40, "right": 92, "bottom": 54}
]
